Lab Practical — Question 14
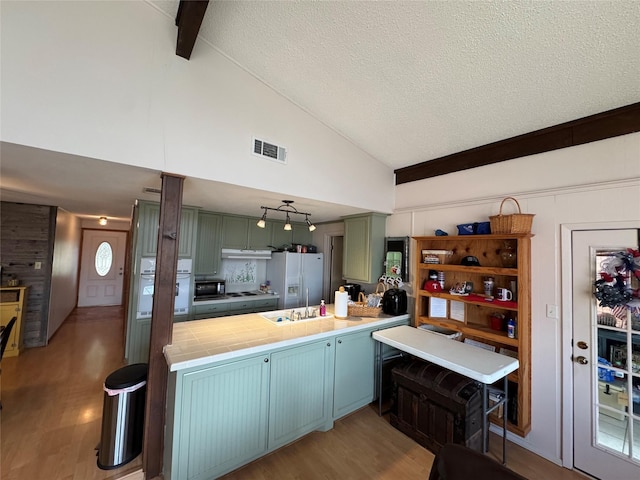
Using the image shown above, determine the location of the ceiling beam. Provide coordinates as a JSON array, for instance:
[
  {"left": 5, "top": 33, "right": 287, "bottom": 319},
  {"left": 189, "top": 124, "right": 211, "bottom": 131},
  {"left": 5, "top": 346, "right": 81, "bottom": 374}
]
[
  {"left": 175, "top": 0, "right": 209, "bottom": 60},
  {"left": 394, "top": 102, "right": 640, "bottom": 185}
]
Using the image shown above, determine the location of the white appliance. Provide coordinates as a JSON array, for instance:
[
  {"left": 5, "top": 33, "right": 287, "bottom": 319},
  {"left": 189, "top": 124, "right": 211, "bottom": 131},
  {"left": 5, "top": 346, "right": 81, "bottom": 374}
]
[
  {"left": 267, "top": 252, "right": 324, "bottom": 309},
  {"left": 137, "top": 257, "right": 192, "bottom": 319}
]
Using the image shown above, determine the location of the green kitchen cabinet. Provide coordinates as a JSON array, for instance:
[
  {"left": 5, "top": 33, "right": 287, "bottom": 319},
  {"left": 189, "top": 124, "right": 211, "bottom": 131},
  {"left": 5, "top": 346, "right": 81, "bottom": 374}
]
[
  {"left": 342, "top": 212, "right": 388, "bottom": 284},
  {"left": 268, "top": 339, "right": 334, "bottom": 450},
  {"left": 222, "top": 215, "right": 274, "bottom": 250},
  {"left": 332, "top": 329, "right": 376, "bottom": 419},
  {"left": 247, "top": 220, "right": 273, "bottom": 250},
  {"left": 167, "top": 355, "right": 270, "bottom": 480},
  {"left": 138, "top": 201, "right": 198, "bottom": 258},
  {"left": 194, "top": 212, "right": 222, "bottom": 275},
  {"left": 221, "top": 215, "right": 249, "bottom": 249},
  {"left": 271, "top": 220, "right": 312, "bottom": 248}
]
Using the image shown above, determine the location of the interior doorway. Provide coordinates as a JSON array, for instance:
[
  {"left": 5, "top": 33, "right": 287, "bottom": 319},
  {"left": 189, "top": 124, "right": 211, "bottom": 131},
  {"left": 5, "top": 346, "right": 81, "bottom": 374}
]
[{"left": 78, "top": 229, "right": 127, "bottom": 307}]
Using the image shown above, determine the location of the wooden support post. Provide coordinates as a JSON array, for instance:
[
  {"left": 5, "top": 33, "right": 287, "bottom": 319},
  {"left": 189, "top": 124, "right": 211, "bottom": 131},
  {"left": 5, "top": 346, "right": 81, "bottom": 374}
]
[{"left": 142, "top": 172, "right": 184, "bottom": 478}]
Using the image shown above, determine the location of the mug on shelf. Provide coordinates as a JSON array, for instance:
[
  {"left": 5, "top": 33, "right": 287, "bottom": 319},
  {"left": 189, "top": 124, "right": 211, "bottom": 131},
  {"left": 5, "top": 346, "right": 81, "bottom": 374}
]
[{"left": 496, "top": 287, "right": 513, "bottom": 301}]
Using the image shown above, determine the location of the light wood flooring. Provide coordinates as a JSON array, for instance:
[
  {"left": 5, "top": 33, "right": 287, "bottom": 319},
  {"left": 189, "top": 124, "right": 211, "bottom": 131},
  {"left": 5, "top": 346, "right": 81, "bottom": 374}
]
[
  {"left": 1, "top": 306, "right": 590, "bottom": 480},
  {"left": 0, "top": 306, "right": 142, "bottom": 480}
]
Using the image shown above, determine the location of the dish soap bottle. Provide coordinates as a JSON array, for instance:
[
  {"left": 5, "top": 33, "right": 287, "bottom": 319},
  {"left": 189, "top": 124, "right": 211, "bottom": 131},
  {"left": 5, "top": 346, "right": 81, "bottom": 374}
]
[{"left": 320, "top": 299, "right": 326, "bottom": 316}]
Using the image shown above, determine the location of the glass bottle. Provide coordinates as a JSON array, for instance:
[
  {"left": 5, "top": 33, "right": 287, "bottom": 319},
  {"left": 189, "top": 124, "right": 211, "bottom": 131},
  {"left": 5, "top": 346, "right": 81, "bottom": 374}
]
[
  {"left": 500, "top": 240, "right": 517, "bottom": 268},
  {"left": 320, "top": 299, "right": 326, "bottom": 316}
]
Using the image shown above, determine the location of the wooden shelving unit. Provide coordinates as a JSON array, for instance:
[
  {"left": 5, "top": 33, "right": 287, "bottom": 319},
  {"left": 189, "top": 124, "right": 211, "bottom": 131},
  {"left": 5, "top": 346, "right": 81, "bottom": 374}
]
[{"left": 413, "top": 234, "right": 532, "bottom": 436}]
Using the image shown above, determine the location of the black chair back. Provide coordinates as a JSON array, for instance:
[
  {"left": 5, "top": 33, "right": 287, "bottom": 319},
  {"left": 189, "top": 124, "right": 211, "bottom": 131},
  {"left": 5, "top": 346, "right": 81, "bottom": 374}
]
[{"left": 0, "top": 317, "right": 17, "bottom": 360}]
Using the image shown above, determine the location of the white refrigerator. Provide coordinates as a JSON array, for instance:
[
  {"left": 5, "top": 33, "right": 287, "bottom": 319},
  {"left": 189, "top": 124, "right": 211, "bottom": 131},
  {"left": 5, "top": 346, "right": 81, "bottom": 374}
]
[{"left": 267, "top": 252, "right": 324, "bottom": 309}]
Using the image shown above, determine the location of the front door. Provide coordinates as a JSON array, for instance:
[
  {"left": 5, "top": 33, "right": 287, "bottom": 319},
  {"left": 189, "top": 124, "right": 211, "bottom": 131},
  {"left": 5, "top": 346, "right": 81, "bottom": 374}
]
[
  {"left": 572, "top": 229, "right": 640, "bottom": 479},
  {"left": 78, "top": 230, "right": 127, "bottom": 307}
]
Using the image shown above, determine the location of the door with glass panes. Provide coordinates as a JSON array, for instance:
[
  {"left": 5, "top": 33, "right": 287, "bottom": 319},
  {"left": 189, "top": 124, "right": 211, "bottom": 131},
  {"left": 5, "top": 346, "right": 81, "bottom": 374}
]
[{"left": 572, "top": 229, "right": 640, "bottom": 479}]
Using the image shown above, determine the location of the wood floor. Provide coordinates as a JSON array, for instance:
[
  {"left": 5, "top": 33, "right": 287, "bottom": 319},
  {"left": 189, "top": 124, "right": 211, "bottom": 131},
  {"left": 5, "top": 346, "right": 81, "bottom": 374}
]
[
  {"left": 0, "top": 306, "right": 142, "bottom": 480},
  {"left": 1, "top": 306, "right": 589, "bottom": 480}
]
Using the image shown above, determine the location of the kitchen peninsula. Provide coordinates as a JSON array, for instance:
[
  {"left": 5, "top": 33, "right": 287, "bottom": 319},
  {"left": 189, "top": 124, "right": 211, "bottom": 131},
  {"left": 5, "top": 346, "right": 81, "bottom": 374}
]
[{"left": 163, "top": 306, "right": 410, "bottom": 480}]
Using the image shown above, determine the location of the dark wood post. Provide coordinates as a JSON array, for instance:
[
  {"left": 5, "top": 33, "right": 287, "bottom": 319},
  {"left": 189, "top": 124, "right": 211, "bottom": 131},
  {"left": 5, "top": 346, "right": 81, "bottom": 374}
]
[{"left": 143, "top": 172, "right": 184, "bottom": 478}]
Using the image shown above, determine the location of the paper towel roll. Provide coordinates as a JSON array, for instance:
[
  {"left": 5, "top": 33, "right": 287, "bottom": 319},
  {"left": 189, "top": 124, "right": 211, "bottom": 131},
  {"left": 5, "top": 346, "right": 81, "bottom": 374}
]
[{"left": 334, "top": 287, "right": 349, "bottom": 319}]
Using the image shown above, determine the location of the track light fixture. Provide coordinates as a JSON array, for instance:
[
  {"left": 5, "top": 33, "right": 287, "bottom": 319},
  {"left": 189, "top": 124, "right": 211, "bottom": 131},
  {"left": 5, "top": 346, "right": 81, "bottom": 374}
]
[{"left": 256, "top": 200, "right": 316, "bottom": 231}]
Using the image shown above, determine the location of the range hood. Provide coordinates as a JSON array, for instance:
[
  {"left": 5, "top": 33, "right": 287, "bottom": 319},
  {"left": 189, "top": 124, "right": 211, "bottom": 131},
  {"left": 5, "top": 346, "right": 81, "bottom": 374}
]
[{"left": 221, "top": 248, "right": 272, "bottom": 260}]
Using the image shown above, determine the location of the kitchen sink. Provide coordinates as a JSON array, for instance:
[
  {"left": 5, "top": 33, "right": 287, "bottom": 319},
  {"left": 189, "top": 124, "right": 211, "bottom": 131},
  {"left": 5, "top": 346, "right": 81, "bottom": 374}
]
[{"left": 260, "top": 307, "right": 333, "bottom": 325}]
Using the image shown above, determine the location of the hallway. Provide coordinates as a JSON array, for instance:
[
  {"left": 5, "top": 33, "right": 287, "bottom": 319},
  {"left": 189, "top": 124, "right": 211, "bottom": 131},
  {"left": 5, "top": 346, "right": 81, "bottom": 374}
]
[{"left": 0, "top": 306, "right": 142, "bottom": 480}]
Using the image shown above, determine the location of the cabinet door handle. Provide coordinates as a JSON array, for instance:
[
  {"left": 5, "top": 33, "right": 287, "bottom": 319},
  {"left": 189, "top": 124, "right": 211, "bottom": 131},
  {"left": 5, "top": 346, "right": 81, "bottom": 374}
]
[
  {"left": 338, "top": 339, "right": 342, "bottom": 344},
  {"left": 264, "top": 358, "right": 269, "bottom": 363},
  {"left": 327, "top": 342, "right": 331, "bottom": 347}
]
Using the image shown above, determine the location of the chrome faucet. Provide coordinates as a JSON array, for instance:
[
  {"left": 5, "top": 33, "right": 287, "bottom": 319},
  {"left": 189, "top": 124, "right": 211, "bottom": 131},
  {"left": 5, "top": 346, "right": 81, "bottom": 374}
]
[{"left": 290, "top": 309, "right": 295, "bottom": 321}]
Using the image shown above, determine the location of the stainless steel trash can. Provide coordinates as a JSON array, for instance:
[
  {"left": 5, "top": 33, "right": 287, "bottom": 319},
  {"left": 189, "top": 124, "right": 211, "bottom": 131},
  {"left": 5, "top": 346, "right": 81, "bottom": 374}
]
[{"left": 97, "top": 363, "right": 148, "bottom": 470}]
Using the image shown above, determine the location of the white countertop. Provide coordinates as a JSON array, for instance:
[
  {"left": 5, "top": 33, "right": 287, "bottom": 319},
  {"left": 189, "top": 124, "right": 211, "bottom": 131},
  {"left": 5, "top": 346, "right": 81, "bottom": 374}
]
[
  {"left": 372, "top": 325, "right": 519, "bottom": 384},
  {"left": 164, "top": 306, "right": 410, "bottom": 372}
]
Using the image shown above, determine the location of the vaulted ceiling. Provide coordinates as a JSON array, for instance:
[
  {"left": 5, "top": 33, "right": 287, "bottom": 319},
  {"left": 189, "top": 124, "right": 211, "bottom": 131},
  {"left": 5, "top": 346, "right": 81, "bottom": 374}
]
[
  {"left": 159, "top": 0, "right": 640, "bottom": 171},
  {"left": 1, "top": 1, "right": 639, "bottom": 222}
]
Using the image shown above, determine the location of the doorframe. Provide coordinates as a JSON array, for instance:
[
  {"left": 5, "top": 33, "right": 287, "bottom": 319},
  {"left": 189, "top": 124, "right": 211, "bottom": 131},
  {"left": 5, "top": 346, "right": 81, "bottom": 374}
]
[{"left": 560, "top": 220, "right": 640, "bottom": 469}]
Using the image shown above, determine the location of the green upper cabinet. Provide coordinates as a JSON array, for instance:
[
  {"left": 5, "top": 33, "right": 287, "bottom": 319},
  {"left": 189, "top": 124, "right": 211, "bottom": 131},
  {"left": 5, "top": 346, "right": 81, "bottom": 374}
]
[
  {"left": 222, "top": 215, "right": 273, "bottom": 249},
  {"left": 342, "top": 212, "right": 388, "bottom": 284},
  {"left": 248, "top": 219, "right": 273, "bottom": 250},
  {"left": 195, "top": 212, "right": 222, "bottom": 275},
  {"left": 271, "top": 221, "right": 312, "bottom": 249},
  {"left": 221, "top": 216, "right": 249, "bottom": 249},
  {"left": 138, "top": 201, "right": 198, "bottom": 258},
  {"left": 222, "top": 215, "right": 309, "bottom": 250}
]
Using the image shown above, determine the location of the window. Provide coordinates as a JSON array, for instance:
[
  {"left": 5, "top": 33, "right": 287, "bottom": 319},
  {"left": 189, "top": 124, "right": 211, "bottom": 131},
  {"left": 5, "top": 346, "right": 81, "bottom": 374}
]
[{"left": 95, "top": 241, "right": 113, "bottom": 277}]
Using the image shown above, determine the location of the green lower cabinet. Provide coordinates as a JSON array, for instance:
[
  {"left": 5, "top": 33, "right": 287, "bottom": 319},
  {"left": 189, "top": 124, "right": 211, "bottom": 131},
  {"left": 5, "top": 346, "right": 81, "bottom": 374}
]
[
  {"left": 169, "top": 355, "right": 270, "bottom": 480},
  {"left": 333, "top": 329, "right": 375, "bottom": 419},
  {"left": 268, "top": 339, "right": 334, "bottom": 450},
  {"left": 126, "top": 319, "right": 151, "bottom": 364}
]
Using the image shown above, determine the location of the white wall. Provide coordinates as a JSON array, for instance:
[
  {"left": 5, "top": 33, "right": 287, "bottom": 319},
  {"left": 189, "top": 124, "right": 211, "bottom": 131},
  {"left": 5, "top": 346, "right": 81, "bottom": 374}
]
[
  {"left": 1, "top": 0, "right": 394, "bottom": 215},
  {"left": 47, "top": 209, "right": 81, "bottom": 340},
  {"left": 388, "top": 132, "right": 640, "bottom": 465}
]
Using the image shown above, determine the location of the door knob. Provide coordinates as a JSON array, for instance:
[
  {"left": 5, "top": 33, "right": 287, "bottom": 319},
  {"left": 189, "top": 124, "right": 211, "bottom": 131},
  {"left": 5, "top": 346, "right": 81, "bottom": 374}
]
[
  {"left": 577, "top": 341, "right": 588, "bottom": 350},
  {"left": 576, "top": 356, "right": 588, "bottom": 365}
]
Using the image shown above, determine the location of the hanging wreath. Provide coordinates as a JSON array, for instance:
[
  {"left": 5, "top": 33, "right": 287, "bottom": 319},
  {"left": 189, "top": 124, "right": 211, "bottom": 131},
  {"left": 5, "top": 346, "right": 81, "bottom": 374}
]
[{"left": 593, "top": 248, "right": 640, "bottom": 309}]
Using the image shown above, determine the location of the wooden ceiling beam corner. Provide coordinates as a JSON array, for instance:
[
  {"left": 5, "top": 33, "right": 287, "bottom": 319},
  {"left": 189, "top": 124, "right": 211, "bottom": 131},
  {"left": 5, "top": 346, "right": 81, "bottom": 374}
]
[
  {"left": 175, "top": 0, "right": 210, "bottom": 60},
  {"left": 395, "top": 102, "right": 640, "bottom": 185}
]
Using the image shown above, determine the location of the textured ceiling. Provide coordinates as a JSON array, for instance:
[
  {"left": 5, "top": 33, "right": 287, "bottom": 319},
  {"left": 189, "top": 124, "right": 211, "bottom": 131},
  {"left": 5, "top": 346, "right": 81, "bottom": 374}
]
[
  {"left": 2, "top": 1, "right": 639, "bottom": 223},
  {"left": 153, "top": 0, "right": 640, "bottom": 169}
]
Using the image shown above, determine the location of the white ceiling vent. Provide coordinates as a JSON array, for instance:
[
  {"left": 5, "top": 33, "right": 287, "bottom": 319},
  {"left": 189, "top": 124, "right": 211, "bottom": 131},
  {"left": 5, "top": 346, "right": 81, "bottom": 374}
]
[{"left": 253, "top": 137, "right": 287, "bottom": 164}]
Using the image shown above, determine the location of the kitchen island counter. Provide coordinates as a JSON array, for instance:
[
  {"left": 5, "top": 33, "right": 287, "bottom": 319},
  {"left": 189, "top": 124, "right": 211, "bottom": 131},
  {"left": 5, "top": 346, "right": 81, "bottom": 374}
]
[{"left": 164, "top": 306, "right": 410, "bottom": 372}]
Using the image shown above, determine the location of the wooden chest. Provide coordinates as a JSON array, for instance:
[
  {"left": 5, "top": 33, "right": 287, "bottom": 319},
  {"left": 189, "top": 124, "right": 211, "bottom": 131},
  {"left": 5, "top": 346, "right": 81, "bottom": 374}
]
[{"left": 390, "top": 359, "right": 483, "bottom": 454}]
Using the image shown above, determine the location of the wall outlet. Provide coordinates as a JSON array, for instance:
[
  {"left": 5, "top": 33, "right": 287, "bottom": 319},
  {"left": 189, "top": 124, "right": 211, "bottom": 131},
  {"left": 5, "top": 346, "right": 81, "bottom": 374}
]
[
  {"left": 546, "top": 304, "right": 558, "bottom": 319},
  {"left": 34, "top": 261, "right": 42, "bottom": 270}
]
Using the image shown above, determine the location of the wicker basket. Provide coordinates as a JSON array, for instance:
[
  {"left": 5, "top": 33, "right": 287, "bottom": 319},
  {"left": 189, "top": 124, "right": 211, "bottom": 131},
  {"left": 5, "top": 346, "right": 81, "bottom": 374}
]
[
  {"left": 489, "top": 197, "right": 535, "bottom": 234},
  {"left": 347, "top": 283, "right": 386, "bottom": 317}
]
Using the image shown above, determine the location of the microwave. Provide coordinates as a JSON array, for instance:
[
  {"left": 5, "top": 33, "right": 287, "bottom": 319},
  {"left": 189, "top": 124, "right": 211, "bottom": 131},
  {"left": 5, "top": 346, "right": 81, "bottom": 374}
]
[{"left": 194, "top": 279, "right": 226, "bottom": 301}]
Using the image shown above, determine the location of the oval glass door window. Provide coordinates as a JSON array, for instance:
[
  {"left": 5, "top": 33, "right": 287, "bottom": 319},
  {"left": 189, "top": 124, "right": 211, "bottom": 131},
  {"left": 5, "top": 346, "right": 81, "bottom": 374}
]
[{"left": 95, "top": 241, "right": 113, "bottom": 277}]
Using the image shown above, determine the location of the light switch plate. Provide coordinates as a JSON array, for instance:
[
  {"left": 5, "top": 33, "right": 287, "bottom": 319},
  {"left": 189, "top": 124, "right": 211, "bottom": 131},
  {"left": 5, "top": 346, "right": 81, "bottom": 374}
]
[{"left": 546, "top": 304, "right": 558, "bottom": 319}]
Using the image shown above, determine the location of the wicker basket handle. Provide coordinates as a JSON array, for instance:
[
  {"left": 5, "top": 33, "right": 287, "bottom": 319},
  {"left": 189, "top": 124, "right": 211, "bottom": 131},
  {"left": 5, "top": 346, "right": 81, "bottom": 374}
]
[
  {"left": 375, "top": 282, "right": 387, "bottom": 295},
  {"left": 498, "top": 197, "right": 522, "bottom": 215},
  {"left": 357, "top": 291, "right": 367, "bottom": 303}
]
